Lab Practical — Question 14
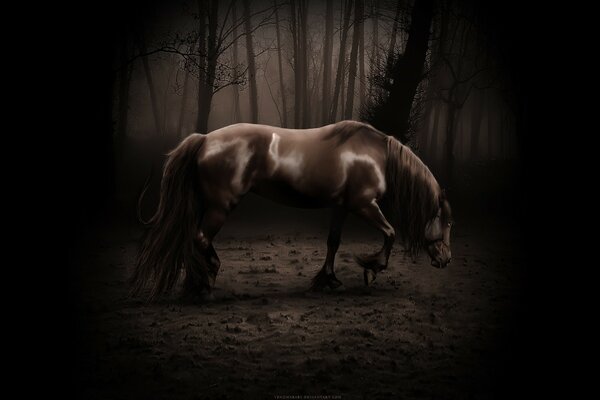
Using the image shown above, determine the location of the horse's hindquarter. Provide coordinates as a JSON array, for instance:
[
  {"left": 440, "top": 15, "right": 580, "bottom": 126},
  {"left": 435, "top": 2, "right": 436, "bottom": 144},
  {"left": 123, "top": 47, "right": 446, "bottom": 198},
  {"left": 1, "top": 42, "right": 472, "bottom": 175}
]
[
  {"left": 196, "top": 122, "right": 388, "bottom": 209},
  {"left": 197, "top": 124, "right": 272, "bottom": 206}
]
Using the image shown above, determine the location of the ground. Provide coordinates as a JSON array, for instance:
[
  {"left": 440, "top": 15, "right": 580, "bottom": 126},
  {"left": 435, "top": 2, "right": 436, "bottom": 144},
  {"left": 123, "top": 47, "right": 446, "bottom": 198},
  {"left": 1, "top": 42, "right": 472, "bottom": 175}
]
[{"left": 70, "top": 203, "right": 526, "bottom": 400}]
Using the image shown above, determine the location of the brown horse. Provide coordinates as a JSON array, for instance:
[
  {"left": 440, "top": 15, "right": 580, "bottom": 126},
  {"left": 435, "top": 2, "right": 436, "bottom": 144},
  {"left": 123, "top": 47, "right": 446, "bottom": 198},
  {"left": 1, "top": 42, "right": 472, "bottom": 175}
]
[{"left": 132, "top": 121, "right": 453, "bottom": 300}]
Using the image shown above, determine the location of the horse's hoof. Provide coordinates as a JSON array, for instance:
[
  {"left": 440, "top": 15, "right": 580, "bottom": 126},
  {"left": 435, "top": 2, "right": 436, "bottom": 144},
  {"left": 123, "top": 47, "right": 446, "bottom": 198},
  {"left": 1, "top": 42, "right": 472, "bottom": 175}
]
[
  {"left": 363, "top": 269, "right": 377, "bottom": 286},
  {"left": 334, "top": 283, "right": 346, "bottom": 292},
  {"left": 311, "top": 271, "right": 342, "bottom": 291},
  {"left": 327, "top": 276, "right": 343, "bottom": 289},
  {"left": 355, "top": 255, "right": 385, "bottom": 273},
  {"left": 201, "top": 291, "right": 215, "bottom": 302}
]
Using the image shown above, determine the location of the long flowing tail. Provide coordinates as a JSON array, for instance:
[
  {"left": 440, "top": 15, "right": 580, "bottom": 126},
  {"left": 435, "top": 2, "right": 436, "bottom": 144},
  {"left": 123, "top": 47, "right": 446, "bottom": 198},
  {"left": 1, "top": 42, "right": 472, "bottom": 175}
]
[{"left": 130, "top": 134, "right": 206, "bottom": 300}]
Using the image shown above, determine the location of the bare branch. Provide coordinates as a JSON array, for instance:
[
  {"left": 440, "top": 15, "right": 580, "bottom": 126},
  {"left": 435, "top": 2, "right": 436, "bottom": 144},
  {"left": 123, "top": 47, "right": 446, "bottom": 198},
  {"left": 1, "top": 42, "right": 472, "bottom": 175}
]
[{"left": 218, "top": 4, "right": 277, "bottom": 49}]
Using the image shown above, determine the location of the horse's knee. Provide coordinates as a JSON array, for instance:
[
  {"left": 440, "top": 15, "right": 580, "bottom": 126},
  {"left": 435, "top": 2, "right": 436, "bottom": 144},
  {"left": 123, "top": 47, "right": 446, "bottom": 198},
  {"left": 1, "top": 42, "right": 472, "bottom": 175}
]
[
  {"left": 384, "top": 227, "right": 395, "bottom": 245},
  {"left": 197, "top": 231, "right": 210, "bottom": 250}
]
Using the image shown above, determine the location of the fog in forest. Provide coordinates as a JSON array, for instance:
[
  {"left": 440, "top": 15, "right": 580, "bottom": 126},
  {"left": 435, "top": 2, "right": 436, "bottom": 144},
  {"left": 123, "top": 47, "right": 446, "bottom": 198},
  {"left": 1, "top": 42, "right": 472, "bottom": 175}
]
[{"left": 109, "top": 0, "right": 524, "bottom": 220}]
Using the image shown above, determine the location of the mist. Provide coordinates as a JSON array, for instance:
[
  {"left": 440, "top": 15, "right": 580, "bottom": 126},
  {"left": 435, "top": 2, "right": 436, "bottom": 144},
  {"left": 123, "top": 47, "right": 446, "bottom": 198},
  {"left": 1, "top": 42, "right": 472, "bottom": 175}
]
[{"left": 105, "top": 0, "right": 526, "bottom": 221}]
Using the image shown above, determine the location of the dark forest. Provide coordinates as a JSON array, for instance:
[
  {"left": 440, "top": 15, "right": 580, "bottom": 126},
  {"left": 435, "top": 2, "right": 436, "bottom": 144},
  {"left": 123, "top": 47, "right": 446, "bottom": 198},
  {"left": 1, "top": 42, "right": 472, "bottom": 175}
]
[{"left": 66, "top": 0, "right": 538, "bottom": 398}]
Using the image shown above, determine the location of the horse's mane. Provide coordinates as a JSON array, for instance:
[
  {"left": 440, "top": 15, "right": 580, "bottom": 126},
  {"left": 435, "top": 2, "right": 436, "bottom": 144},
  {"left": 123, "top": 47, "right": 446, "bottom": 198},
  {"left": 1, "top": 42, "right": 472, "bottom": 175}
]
[
  {"left": 323, "top": 120, "right": 384, "bottom": 145},
  {"left": 383, "top": 137, "right": 441, "bottom": 256}
]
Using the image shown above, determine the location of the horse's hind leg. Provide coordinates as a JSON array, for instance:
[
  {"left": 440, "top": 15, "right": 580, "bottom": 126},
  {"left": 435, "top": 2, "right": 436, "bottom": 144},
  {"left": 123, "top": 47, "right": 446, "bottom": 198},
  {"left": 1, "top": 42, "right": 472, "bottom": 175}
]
[
  {"left": 311, "top": 207, "right": 347, "bottom": 290},
  {"left": 352, "top": 200, "right": 395, "bottom": 285},
  {"left": 184, "top": 207, "right": 228, "bottom": 297}
]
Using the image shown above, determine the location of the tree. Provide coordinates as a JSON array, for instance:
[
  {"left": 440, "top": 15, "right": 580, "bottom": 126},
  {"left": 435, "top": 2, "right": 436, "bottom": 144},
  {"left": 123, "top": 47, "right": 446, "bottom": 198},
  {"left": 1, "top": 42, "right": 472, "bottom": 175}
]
[
  {"left": 243, "top": 0, "right": 259, "bottom": 123},
  {"left": 176, "top": 57, "right": 191, "bottom": 138},
  {"left": 231, "top": 1, "right": 242, "bottom": 122},
  {"left": 321, "top": 0, "right": 334, "bottom": 125},
  {"left": 330, "top": 0, "right": 353, "bottom": 122},
  {"left": 358, "top": 4, "right": 365, "bottom": 112},
  {"left": 344, "top": 0, "right": 364, "bottom": 119},
  {"left": 363, "top": 0, "right": 434, "bottom": 141},
  {"left": 195, "top": 0, "right": 210, "bottom": 133},
  {"left": 428, "top": 5, "right": 490, "bottom": 185},
  {"left": 468, "top": 88, "right": 484, "bottom": 159},
  {"left": 428, "top": 101, "right": 443, "bottom": 158},
  {"left": 274, "top": 0, "right": 288, "bottom": 127},
  {"left": 438, "top": 23, "right": 478, "bottom": 184},
  {"left": 134, "top": 28, "right": 162, "bottom": 136},
  {"left": 289, "top": 0, "right": 301, "bottom": 127},
  {"left": 289, "top": 0, "right": 311, "bottom": 128},
  {"left": 386, "top": 0, "right": 402, "bottom": 70},
  {"left": 134, "top": 0, "right": 276, "bottom": 133},
  {"left": 299, "top": 0, "right": 310, "bottom": 127},
  {"left": 368, "top": 0, "right": 379, "bottom": 98}
]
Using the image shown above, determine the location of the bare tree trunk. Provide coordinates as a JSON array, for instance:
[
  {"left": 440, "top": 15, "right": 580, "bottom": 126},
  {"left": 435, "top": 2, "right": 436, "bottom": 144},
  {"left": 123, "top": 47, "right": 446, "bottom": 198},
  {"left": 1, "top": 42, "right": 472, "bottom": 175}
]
[
  {"left": 232, "top": 1, "right": 241, "bottom": 122},
  {"left": 195, "top": 0, "right": 219, "bottom": 133},
  {"left": 359, "top": 4, "right": 365, "bottom": 113},
  {"left": 344, "top": 0, "right": 363, "bottom": 119},
  {"left": 274, "top": 0, "right": 288, "bottom": 127},
  {"left": 321, "top": 0, "right": 334, "bottom": 125},
  {"left": 429, "top": 102, "right": 441, "bottom": 158},
  {"left": 330, "top": 0, "right": 353, "bottom": 122},
  {"left": 387, "top": 0, "right": 402, "bottom": 70},
  {"left": 340, "top": 59, "right": 346, "bottom": 119},
  {"left": 368, "top": 0, "right": 434, "bottom": 140},
  {"left": 243, "top": 0, "right": 259, "bottom": 123},
  {"left": 161, "top": 54, "right": 179, "bottom": 136},
  {"left": 445, "top": 102, "right": 457, "bottom": 185},
  {"left": 177, "top": 63, "right": 190, "bottom": 138},
  {"left": 309, "top": 55, "right": 324, "bottom": 125},
  {"left": 418, "top": 99, "right": 433, "bottom": 154},
  {"left": 136, "top": 32, "right": 162, "bottom": 136},
  {"left": 195, "top": 0, "right": 209, "bottom": 132},
  {"left": 300, "top": 0, "right": 310, "bottom": 128},
  {"left": 290, "top": 0, "right": 301, "bottom": 127},
  {"left": 117, "top": 31, "right": 131, "bottom": 138},
  {"left": 469, "top": 89, "right": 484, "bottom": 160},
  {"left": 369, "top": 0, "right": 379, "bottom": 97}
]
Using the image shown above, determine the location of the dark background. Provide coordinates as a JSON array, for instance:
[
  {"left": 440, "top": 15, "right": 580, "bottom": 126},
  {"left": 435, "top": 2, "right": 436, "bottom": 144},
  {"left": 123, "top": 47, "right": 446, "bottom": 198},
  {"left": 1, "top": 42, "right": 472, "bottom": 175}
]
[{"left": 63, "top": 0, "right": 549, "bottom": 398}]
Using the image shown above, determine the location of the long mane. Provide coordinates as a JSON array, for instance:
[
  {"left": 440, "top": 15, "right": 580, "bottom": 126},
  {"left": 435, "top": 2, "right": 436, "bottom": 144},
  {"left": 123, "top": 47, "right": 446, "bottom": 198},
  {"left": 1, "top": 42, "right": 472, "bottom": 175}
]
[{"left": 383, "top": 137, "right": 441, "bottom": 255}]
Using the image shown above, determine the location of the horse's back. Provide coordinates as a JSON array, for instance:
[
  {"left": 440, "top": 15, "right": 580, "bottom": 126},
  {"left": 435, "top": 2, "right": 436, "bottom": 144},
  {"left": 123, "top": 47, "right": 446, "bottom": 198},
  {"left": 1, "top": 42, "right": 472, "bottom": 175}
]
[{"left": 196, "top": 121, "right": 389, "bottom": 208}]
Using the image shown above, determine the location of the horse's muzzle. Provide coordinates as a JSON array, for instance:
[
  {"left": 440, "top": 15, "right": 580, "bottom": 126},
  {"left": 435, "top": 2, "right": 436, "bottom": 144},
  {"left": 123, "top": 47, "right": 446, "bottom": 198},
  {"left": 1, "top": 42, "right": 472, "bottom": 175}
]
[{"left": 431, "top": 258, "right": 451, "bottom": 268}]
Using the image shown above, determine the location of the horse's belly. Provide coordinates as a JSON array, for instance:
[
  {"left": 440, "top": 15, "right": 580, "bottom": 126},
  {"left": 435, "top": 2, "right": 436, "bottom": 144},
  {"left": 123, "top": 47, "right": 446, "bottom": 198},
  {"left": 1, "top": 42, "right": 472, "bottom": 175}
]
[{"left": 250, "top": 180, "right": 331, "bottom": 208}]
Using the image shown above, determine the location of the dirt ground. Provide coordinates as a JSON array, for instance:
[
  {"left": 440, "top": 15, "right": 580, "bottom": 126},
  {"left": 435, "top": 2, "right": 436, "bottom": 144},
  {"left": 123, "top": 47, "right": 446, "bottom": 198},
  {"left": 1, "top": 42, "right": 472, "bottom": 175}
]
[{"left": 69, "top": 208, "right": 526, "bottom": 400}]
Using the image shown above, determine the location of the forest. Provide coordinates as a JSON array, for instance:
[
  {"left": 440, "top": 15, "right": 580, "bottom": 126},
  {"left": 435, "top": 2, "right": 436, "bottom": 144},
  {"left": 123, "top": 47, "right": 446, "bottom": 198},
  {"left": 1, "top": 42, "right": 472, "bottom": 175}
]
[
  {"left": 67, "top": 0, "right": 533, "bottom": 398},
  {"left": 107, "top": 0, "right": 524, "bottom": 208}
]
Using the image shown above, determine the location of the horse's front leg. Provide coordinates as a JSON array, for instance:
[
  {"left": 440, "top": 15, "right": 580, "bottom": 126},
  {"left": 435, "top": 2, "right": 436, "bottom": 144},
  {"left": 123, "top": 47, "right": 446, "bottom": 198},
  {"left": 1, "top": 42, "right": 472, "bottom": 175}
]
[
  {"left": 183, "top": 207, "right": 228, "bottom": 299},
  {"left": 352, "top": 200, "right": 395, "bottom": 286},
  {"left": 311, "top": 207, "right": 347, "bottom": 290}
]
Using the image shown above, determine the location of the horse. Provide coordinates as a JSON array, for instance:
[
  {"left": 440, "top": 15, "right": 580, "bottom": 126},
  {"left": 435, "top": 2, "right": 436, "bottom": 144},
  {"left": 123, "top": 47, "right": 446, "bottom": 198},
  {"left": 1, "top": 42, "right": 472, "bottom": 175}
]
[{"left": 131, "top": 120, "right": 453, "bottom": 300}]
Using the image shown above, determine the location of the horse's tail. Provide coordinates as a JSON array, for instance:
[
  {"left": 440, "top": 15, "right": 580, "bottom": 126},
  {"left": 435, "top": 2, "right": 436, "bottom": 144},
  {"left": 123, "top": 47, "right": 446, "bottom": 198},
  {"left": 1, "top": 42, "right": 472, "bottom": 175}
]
[{"left": 130, "top": 133, "right": 206, "bottom": 301}]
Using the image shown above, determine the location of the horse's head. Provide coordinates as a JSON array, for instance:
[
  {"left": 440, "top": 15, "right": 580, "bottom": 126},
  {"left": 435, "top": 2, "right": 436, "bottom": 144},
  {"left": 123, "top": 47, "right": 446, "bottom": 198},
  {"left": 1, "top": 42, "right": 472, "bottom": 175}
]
[{"left": 424, "top": 191, "right": 453, "bottom": 268}]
